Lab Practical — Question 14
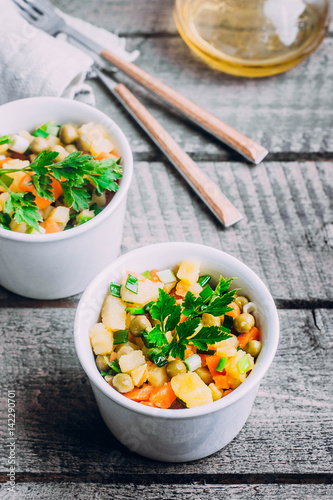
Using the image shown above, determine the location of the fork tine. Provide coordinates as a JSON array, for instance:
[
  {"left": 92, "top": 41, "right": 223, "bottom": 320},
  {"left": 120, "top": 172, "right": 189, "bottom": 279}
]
[{"left": 12, "top": 0, "right": 40, "bottom": 21}]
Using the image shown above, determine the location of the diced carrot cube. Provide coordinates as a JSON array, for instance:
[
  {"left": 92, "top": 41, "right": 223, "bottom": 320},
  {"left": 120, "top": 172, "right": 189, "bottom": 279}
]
[
  {"left": 213, "top": 374, "right": 230, "bottom": 390},
  {"left": 43, "top": 218, "right": 61, "bottom": 234},
  {"left": 237, "top": 327, "right": 260, "bottom": 350},
  {"left": 149, "top": 382, "right": 176, "bottom": 409},
  {"left": 124, "top": 384, "right": 153, "bottom": 402}
]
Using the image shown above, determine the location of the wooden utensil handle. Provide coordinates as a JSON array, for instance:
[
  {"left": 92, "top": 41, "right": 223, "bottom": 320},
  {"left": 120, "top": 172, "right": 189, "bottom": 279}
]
[
  {"left": 113, "top": 83, "right": 242, "bottom": 227},
  {"left": 101, "top": 49, "right": 268, "bottom": 164}
]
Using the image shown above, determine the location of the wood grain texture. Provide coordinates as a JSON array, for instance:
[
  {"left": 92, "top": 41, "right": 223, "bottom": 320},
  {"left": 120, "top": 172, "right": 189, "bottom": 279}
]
[
  {"left": 90, "top": 37, "right": 333, "bottom": 159},
  {"left": 1, "top": 483, "right": 333, "bottom": 499},
  {"left": 114, "top": 82, "right": 243, "bottom": 226},
  {"left": 0, "top": 308, "right": 332, "bottom": 475},
  {"left": 101, "top": 51, "right": 268, "bottom": 164},
  {"left": 121, "top": 160, "right": 332, "bottom": 302},
  {"left": 0, "top": 160, "right": 331, "bottom": 302}
]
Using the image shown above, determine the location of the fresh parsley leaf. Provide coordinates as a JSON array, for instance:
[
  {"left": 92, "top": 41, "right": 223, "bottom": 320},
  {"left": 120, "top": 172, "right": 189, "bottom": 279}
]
[
  {"left": 150, "top": 288, "right": 180, "bottom": 333},
  {"left": 142, "top": 326, "right": 168, "bottom": 348},
  {"left": 190, "top": 326, "right": 231, "bottom": 351},
  {"left": 203, "top": 289, "right": 237, "bottom": 317},
  {"left": 62, "top": 184, "right": 91, "bottom": 212},
  {"left": 162, "top": 317, "right": 200, "bottom": 360},
  {"left": 4, "top": 191, "right": 42, "bottom": 231},
  {"left": 211, "top": 276, "right": 235, "bottom": 299},
  {"left": 182, "top": 291, "right": 202, "bottom": 319}
]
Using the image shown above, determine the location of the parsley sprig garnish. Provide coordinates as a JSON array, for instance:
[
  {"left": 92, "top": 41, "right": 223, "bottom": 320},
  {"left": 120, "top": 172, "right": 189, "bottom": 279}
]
[
  {"left": 142, "top": 277, "right": 238, "bottom": 361},
  {"left": 0, "top": 151, "right": 122, "bottom": 231}
]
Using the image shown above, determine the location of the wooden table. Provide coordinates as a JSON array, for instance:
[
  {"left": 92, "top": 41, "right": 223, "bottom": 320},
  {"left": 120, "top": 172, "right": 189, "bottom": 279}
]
[{"left": 1, "top": 1, "right": 332, "bottom": 498}]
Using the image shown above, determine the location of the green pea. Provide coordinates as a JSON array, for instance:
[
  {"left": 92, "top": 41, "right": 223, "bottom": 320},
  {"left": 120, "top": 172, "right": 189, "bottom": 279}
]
[
  {"left": 166, "top": 359, "right": 187, "bottom": 378},
  {"left": 245, "top": 340, "right": 262, "bottom": 358},
  {"left": 233, "top": 313, "right": 255, "bottom": 333}
]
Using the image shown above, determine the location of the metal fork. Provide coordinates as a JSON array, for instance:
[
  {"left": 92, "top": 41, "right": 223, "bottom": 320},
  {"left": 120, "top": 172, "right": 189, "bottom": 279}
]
[{"left": 12, "top": 0, "right": 268, "bottom": 165}]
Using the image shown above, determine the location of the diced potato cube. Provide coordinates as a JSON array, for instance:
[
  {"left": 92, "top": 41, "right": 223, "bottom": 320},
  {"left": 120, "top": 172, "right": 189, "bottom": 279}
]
[
  {"left": 9, "top": 220, "right": 27, "bottom": 233},
  {"left": 5, "top": 169, "right": 29, "bottom": 193},
  {"left": 90, "top": 137, "right": 114, "bottom": 155},
  {"left": 175, "top": 281, "right": 202, "bottom": 298},
  {"left": 102, "top": 295, "right": 127, "bottom": 331},
  {"left": 0, "top": 143, "right": 9, "bottom": 155},
  {"left": 89, "top": 323, "right": 113, "bottom": 355},
  {"left": 171, "top": 372, "right": 213, "bottom": 408},
  {"left": 119, "top": 350, "right": 146, "bottom": 373},
  {"left": 121, "top": 279, "right": 163, "bottom": 306},
  {"left": 91, "top": 191, "right": 106, "bottom": 207},
  {"left": 116, "top": 345, "right": 134, "bottom": 360},
  {"left": 49, "top": 206, "right": 70, "bottom": 224},
  {"left": 215, "top": 334, "right": 238, "bottom": 357},
  {"left": 209, "top": 383, "right": 223, "bottom": 401},
  {"left": 41, "top": 205, "right": 53, "bottom": 221},
  {"left": 0, "top": 192, "right": 9, "bottom": 211},
  {"left": 18, "top": 130, "right": 34, "bottom": 143},
  {"left": 148, "top": 365, "right": 169, "bottom": 387},
  {"left": 113, "top": 373, "right": 134, "bottom": 393},
  {"left": 225, "top": 350, "right": 254, "bottom": 388},
  {"left": 177, "top": 260, "right": 200, "bottom": 286},
  {"left": 130, "top": 363, "right": 148, "bottom": 386}
]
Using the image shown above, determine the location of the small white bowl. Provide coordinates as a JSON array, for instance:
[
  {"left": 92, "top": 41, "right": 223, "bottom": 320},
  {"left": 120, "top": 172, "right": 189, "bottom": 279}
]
[
  {"left": 74, "top": 242, "right": 279, "bottom": 462},
  {"left": 0, "top": 97, "right": 133, "bottom": 299}
]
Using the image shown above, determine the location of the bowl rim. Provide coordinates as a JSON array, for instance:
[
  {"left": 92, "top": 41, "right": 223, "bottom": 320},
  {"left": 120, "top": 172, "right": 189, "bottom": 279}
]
[
  {"left": 0, "top": 96, "right": 133, "bottom": 243},
  {"left": 74, "top": 242, "right": 280, "bottom": 419}
]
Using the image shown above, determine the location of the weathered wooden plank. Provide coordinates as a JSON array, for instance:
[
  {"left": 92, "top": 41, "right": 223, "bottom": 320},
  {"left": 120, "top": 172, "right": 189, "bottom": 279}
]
[
  {"left": 1, "top": 483, "right": 333, "bottom": 500},
  {"left": 88, "top": 36, "right": 333, "bottom": 158},
  {"left": 0, "top": 161, "right": 331, "bottom": 303},
  {"left": 0, "top": 308, "right": 332, "bottom": 475},
  {"left": 53, "top": 0, "right": 333, "bottom": 36},
  {"left": 122, "top": 160, "right": 332, "bottom": 302}
]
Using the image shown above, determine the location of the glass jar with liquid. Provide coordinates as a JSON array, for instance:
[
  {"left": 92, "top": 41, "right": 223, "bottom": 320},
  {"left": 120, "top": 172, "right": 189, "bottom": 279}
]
[{"left": 174, "top": 0, "right": 330, "bottom": 77}]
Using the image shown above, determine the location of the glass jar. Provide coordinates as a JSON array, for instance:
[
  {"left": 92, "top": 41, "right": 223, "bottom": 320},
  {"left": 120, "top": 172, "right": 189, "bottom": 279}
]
[{"left": 174, "top": 0, "right": 330, "bottom": 77}]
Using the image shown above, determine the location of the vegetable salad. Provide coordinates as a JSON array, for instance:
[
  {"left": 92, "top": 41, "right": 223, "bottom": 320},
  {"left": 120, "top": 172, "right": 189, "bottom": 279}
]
[
  {"left": 0, "top": 121, "right": 122, "bottom": 233},
  {"left": 90, "top": 261, "right": 262, "bottom": 409}
]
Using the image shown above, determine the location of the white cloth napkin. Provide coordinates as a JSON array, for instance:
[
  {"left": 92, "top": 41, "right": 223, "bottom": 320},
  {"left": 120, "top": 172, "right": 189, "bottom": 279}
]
[{"left": 0, "top": 0, "right": 139, "bottom": 105}]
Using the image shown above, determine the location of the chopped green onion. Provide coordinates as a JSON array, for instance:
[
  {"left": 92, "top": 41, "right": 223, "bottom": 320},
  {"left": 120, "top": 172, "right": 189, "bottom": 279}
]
[
  {"left": 32, "top": 128, "right": 49, "bottom": 138},
  {"left": 90, "top": 203, "right": 103, "bottom": 216},
  {"left": 40, "top": 122, "right": 60, "bottom": 136},
  {"left": 0, "top": 212, "right": 11, "bottom": 228},
  {"left": 199, "top": 285, "right": 214, "bottom": 302},
  {"left": 237, "top": 346, "right": 242, "bottom": 351},
  {"left": 141, "top": 330, "right": 156, "bottom": 348},
  {"left": 103, "top": 357, "right": 121, "bottom": 374},
  {"left": 184, "top": 354, "right": 201, "bottom": 372},
  {"left": 100, "top": 371, "right": 110, "bottom": 377},
  {"left": 141, "top": 270, "right": 151, "bottom": 279},
  {"left": 144, "top": 301, "right": 154, "bottom": 313},
  {"left": 146, "top": 348, "right": 168, "bottom": 367},
  {"left": 109, "top": 282, "right": 121, "bottom": 298},
  {"left": 237, "top": 354, "right": 251, "bottom": 374},
  {"left": 0, "top": 173, "right": 13, "bottom": 188},
  {"left": 197, "top": 349, "right": 216, "bottom": 355},
  {"left": 125, "top": 274, "right": 139, "bottom": 294},
  {"left": 113, "top": 329, "right": 129, "bottom": 345},
  {"left": 198, "top": 275, "right": 211, "bottom": 287},
  {"left": 222, "top": 315, "right": 234, "bottom": 330},
  {"left": 216, "top": 357, "right": 228, "bottom": 372},
  {"left": 125, "top": 306, "right": 145, "bottom": 315},
  {"left": 76, "top": 215, "right": 94, "bottom": 226},
  {"left": 0, "top": 135, "right": 13, "bottom": 146},
  {"left": 156, "top": 268, "right": 176, "bottom": 284}
]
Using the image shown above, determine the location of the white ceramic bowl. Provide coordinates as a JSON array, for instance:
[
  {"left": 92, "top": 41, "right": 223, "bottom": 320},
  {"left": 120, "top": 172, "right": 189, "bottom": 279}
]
[
  {"left": 74, "top": 242, "right": 279, "bottom": 462},
  {"left": 0, "top": 97, "right": 133, "bottom": 299}
]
